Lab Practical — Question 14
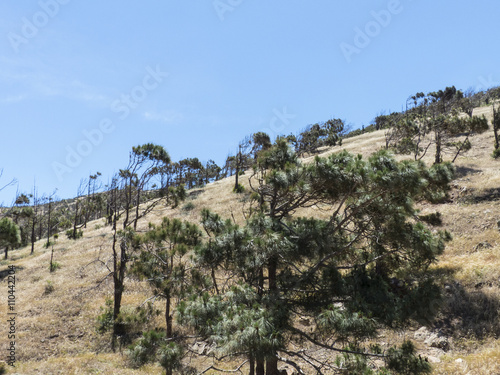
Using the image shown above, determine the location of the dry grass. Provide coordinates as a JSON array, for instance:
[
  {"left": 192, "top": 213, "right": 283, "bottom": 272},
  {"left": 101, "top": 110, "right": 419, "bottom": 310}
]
[
  {"left": 2, "top": 104, "right": 500, "bottom": 374},
  {"left": 432, "top": 340, "right": 500, "bottom": 375}
]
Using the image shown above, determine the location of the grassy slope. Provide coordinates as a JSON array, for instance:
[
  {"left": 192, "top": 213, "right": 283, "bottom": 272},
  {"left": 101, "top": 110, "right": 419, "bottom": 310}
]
[{"left": 1, "top": 105, "right": 500, "bottom": 374}]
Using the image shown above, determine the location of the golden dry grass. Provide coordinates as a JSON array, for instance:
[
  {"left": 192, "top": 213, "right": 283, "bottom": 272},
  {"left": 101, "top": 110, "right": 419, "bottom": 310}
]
[{"left": 1, "top": 104, "right": 500, "bottom": 374}]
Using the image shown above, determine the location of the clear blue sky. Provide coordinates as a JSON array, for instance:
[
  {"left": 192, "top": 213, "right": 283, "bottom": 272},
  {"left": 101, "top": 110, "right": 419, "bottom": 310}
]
[{"left": 1, "top": 1, "right": 499, "bottom": 205}]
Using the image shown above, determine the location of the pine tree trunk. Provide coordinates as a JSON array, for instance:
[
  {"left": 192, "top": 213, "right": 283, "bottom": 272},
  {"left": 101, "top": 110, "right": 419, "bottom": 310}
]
[
  {"left": 493, "top": 107, "right": 499, "bottom": 150},
  {"left": 123, "top": 182, "right": 132, "bottom": 229},
  {"left": 249, "top": 354, "right": 255, "bottom": 375},
  {"left": 235, "top": 163, "right": 240, "bottom": 191},
  {"left": 46, "top": 200, "right": 52, "bottom": 247},
  {"left": 38, "top": 220, "right": 42, "bottom": 241},
  {"left": 166, "top": 289, "right": 172, "bottom": 338},
  {"left": 435, "top": 131, "right": 442, "bottom": 164},
  {"left": 73, "top": 200, "right": 79, "bottom": 239},
  {"left": 112, "top": 232, "right": 126, "bottom": 350},
  {"left": 4, "top": 246, "right": 8, "bottom": 260},
  {"left": 256, "top": 359, "right": 265, "bottom": 375},
  {"left": 113, "top": 274, "right": 124, "bottom": 330},
  {"left": 31, "top": 219, "right": 35, "bottom": 254},
  {"left": 134, "top": 188, "right": 140, "bottom": 231},
  {"left": 266, "top": 256, "right": 279, "bottom": 375},
  {"left": 50, "top": 245, "right": 54, "bottom": 272},
  {"left": 266, "top": 358, "right": 278, "bottom": 375},
  {"left": 212, "top": 268, "right": 219, "bottom": 294}
]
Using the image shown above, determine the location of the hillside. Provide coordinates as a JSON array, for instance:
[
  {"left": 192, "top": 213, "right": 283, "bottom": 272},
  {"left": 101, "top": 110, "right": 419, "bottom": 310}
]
[{"left": 1, "top": 105, "right": 500, "bottom": 374}]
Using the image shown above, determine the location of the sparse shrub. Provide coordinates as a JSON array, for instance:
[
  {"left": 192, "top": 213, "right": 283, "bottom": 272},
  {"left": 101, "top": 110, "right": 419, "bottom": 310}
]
[
  {"left": 419, "top": 212, "right": 443, "bottom": 226},
  {"left": 169, "top": 185, "right": 187, "bottom": 208},
  {"left": 44, "top": 281, "right": 54, "bottom": 295},
  {"left": 128, "top": 331, "right": 184, "bottom": 374},
  {"left": 492, "top": 148, "right": 500, "bottom": 159},
  {"left": 233, "top": 183, "right": 245, "bottom": 193},
  {"left": 182, "top": 202, "right": 195, "bottom": 212},
  {"left": 97, "top": 300, "right": 159, "bottom": 337},
  {"left": 158, "top": 342, "right": 183, "bottom": 373},
  {"left": 128, "top": 330, "right": 166, "bottom": 367},
  {"left": 49, "top": 261, "right": 61, "bottom": 272},
  {"left": 65, "top": 229, "right": 83, "bottom": 240},
  {"left": 96, "top": 298, "right": 114, "bottom": 333},
  {"left": 58, "top": 218, "right": 72, "bottom": 230},
  {"left": 386, "top": 341, "right": 432, "bottom": 374}
]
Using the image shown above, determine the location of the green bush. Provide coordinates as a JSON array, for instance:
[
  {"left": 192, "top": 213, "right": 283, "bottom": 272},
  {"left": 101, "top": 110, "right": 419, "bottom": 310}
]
[
  {"left": 419, "top": 212, "right": 443, "bottom": 226},
  {"left": 128, "top": 330, "right": 166, "bottom": 367},
  {"left": 97, "top": 300, "right": 159, "bottom": 335},
  {"left": 127, "top": 332, "right": 183, "bottom": 373},
  {"left": 96, "top": 298, "right": 114, "bottom": 333},
  {"left": 182, "top": 202, "right": 195, "bottom": 212},
  {"left": 492, "top": 148, "right": 500, "bottom": 159},
  {"left": 49, "top": 262, "right": 61, "bottom": 272},
  {"left": 233, "top": 183, "right": 245, "bottom": 193},
  {"left": 66, "top": 229, "right": 83, "bottom": 240}
]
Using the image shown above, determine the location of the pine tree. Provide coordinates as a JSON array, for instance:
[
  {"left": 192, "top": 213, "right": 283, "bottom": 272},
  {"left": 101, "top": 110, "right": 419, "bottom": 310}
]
[
  {"left": 0, "top": 217, "right": 21, "bottom": 259},
  {"left": 180, "top": 140, "right": 453, "bottom": 374},
  {"left": 105, "top": 144, "right": 170, "bottom": 349},
  {"left": 128, "top": 218, "right": 202, "bottom": 375},
  {"left": 493, "top": 104, "right": 500, "bottom": 158}
]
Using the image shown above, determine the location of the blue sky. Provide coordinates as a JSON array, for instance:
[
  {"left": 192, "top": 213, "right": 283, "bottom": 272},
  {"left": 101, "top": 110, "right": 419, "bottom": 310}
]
[{"left": 1, "top": 1, "right": 499, "bottom": 205}]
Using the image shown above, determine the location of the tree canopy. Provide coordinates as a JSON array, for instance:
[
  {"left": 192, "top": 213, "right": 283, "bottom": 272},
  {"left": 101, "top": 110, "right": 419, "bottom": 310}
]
[
  {"left": 177, "top": 140, "right": 453, "bottom": 374},
  {"left": 0, "top": 217, "right": 21, "bottom": 259}
]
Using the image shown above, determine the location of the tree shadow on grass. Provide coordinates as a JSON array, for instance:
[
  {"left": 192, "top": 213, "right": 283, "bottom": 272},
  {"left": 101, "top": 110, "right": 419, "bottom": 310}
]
[
  {"left": 454, "top": 165, "right": 482, "bottom": 178},
  {"left": 428, "top": 266, "right": 500, "bottom": 340}
]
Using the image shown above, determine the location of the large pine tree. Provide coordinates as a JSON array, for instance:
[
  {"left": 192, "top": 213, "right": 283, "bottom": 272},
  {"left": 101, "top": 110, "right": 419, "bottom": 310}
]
[{"left": 179, "top": 139, "right": 454, "bottom": 374}]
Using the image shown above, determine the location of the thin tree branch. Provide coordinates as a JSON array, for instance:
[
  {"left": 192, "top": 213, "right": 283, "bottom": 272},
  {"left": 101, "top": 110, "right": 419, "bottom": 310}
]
[{"left": 200, "top": 360, "right": 247, "bottom": 374}]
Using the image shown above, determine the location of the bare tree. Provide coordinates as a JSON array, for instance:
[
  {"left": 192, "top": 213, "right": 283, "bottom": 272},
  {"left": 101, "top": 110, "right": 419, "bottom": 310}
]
[{"left": 234, "top": 136, "right": 251, "bottom": 192}]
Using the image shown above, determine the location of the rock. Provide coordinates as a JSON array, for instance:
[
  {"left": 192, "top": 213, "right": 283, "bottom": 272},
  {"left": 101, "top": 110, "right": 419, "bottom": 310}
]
[
  {"left": 424, "top": 331, "right": 450, "bottom": 351},
  {"left": 474, "top": 241, "right": 492, "bottom": 251},
  {"left": 427, "top": 355, "right": 441, "bottom": 363},
  {"left": 299, "top": 317, "right": 310, "bottom": 326},
  {"left": 455, "top": 358, "right": 464, "bottom": 363},
  {"left": 415, "top": 327, "right": 450, "bottom": 351},
  {"left": 191, "top": 341, "right": 208, "bottom": 355},
  {"left": 414, "top": 326, "right": 430, "bottom": 341}
]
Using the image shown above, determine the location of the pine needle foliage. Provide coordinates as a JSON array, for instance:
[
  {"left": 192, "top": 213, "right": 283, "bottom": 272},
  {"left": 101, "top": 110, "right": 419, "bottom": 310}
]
[{"left": 179, "top": 140, "right": 453, "bottom": 374}]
